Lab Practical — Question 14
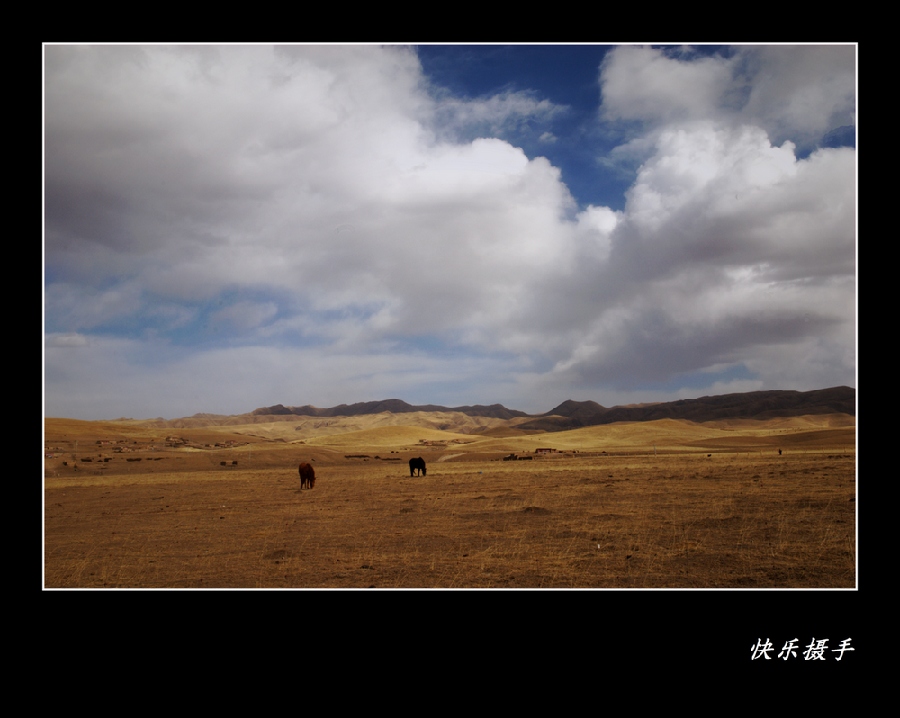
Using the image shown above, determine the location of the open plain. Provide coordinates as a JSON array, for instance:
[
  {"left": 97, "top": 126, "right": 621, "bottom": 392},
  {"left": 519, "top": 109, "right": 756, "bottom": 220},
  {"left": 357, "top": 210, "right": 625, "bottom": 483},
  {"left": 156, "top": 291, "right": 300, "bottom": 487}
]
[{"left": 43, "top": 412, "right": 856, "bottom": 588}]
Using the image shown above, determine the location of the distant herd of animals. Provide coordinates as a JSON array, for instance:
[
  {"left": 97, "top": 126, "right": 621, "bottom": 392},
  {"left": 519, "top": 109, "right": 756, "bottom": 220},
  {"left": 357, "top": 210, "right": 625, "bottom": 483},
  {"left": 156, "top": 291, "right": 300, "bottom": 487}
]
[
  {"left": 298, "top": 456, "right": 426, "bottom": 489},
  {"left": 297, "top": 448, "right": 788, "bottom": 488}
]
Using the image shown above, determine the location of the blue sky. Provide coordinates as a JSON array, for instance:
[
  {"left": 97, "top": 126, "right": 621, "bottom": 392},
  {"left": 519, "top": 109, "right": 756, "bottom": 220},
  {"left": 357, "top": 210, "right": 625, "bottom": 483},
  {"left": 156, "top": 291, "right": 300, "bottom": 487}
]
[{"left": 44, "top": 44, "right": 856, "bottom": 420}]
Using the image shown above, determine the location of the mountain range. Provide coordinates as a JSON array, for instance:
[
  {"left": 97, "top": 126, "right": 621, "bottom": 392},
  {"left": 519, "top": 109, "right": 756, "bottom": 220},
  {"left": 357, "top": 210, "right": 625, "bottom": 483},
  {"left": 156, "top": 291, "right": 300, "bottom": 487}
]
[{"left": 250, "top": 386, "right": 855, "bottom": 432}]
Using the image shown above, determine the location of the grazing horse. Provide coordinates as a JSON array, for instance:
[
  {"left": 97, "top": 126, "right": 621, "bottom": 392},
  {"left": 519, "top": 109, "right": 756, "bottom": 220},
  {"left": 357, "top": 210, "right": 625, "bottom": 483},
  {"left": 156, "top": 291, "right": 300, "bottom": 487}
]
[
  {"left": 409, "top": 457, "right": 426, "bottom": 477},
  {"left": 299, "top": 462, "right": 316, "bottom": 489}
]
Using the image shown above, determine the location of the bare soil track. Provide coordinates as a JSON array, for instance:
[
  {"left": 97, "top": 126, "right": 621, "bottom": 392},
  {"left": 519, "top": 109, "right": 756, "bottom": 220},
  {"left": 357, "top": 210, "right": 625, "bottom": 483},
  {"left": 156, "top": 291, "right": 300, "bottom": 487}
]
[{"left": 44, "top": 416, "right": 855, "bottom": 588}]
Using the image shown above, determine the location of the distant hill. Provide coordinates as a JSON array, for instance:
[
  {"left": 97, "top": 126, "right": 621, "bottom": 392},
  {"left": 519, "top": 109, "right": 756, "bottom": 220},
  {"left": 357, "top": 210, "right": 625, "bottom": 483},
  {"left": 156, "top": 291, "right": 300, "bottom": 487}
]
[
  {"left": 252, "top": 400, "right": 529, "bottom": 421},
  {"left": 519, "top": 386, "right": 855, "bottom": 431},
  {"left": 250, "top": 387, "right": 854, "bottom": 432}
]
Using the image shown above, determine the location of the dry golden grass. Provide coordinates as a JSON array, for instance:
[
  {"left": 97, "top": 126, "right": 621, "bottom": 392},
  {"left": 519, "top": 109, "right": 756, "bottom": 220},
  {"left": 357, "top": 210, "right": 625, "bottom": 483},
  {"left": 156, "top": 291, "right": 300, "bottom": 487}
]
[{"left": 43, "top": 415, "right": 856, "bottom": 589}]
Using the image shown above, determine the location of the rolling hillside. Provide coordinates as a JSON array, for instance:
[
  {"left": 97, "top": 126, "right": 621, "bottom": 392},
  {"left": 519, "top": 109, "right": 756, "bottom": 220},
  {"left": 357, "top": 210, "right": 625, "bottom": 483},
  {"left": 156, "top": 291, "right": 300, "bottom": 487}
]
[{"left": 48, "top": 386, "right": 856, "bottom": 442}]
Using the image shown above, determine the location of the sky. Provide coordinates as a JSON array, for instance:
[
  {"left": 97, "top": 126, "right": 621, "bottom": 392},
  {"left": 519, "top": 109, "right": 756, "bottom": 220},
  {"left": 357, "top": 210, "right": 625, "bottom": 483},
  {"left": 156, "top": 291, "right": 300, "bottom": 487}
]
[{"left": 43, "top": 44, "right": 857, "bottom": 420}]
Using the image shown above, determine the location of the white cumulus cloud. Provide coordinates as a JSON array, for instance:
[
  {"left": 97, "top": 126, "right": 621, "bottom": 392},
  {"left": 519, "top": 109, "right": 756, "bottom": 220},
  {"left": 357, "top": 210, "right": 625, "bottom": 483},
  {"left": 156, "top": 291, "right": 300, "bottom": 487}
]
[{"left": 44, "top": 44, "right": 855, "bottom": 419}]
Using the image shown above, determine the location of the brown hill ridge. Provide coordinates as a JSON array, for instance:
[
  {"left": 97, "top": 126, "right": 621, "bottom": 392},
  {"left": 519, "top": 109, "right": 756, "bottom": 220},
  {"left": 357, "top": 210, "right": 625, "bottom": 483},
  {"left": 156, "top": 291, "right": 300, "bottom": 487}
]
[
  {"left": 252, "top": 399, "right": 529, "bottom": 421},
  {"left": 523, "top": 386, "right": 855, "bottom": 431},
  {"left": 250, "top": 386, "right": 854, "bottom": 432}
]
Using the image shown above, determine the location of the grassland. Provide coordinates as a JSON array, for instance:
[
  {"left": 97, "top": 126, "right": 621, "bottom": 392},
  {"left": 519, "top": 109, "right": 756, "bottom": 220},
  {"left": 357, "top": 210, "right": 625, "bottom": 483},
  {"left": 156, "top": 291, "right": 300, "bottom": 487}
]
[{"left": 43, "top": 413, "right": 856, "bottom": 589}]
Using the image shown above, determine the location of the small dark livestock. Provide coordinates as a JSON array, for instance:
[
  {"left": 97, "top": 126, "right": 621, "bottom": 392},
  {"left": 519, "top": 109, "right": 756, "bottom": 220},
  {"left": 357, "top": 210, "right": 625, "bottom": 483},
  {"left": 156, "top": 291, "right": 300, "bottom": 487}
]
[{"left": 299, "top": 462, "right": 316, "bottom": 489}]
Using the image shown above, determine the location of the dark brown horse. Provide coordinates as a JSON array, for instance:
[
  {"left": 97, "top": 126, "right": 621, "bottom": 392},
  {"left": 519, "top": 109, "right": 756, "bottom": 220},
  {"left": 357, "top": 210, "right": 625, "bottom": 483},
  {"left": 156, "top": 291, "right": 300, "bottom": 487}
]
[
  {"left": 409, "top": 457, "right": 426, "bottom": 477},
  {"left": 299, "top": 462, "right": 316, "bottom": 489}
]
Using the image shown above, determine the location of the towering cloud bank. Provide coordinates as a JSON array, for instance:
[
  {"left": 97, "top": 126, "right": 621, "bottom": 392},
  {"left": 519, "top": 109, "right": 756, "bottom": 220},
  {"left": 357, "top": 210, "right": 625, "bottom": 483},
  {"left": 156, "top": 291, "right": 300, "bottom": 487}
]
[{"left": 44, "top": 45, "right": 855, "bottom": 419}]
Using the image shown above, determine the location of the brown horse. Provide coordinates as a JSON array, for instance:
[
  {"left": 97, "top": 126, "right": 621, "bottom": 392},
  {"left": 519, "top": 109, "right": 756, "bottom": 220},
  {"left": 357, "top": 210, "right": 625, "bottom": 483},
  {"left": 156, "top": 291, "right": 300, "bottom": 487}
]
[{"left": 299, "top": 462, "right": 316, "bottom": 489}]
